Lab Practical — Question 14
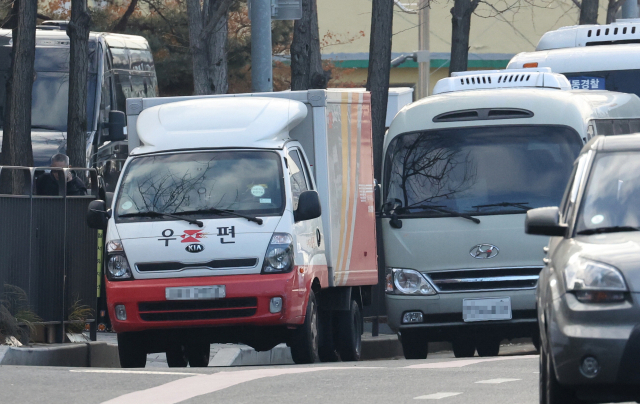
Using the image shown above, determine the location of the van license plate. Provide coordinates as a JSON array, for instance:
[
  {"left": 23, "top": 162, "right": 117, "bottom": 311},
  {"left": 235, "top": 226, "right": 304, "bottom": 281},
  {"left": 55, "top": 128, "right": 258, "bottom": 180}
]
[
  {"left": 166, "top": 285, "right": 226, "bottom": 300},
  {"left": 462, "top": 297, "right": 511, "bottom": 322}
]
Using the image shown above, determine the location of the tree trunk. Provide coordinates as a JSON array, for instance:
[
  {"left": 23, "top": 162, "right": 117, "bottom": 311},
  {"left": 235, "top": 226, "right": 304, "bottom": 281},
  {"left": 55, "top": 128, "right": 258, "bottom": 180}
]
[
  {"left": 607, "top": 0, "right": 624, "bottom": 23},
  {"left": 450, "top": 0, "right": 478, "bottom": 75},
  {"left": 66, "top": 0, "right": 91, "bottom": 169},
  {"left": 206, "top": 0, "right": 228, "bottom": 94},
  {"left": 0, "top": 0, "right": 36, "bottom": 194},
  {"left": 291, "top": 0, "right": 324, "bottom": 91},
  {"left": 113, "top": 0, "right": 139, "bottom": 33},
  {"left": 366, "top": 0, "right": 394, "bottom": 183},
  {"left": 187, "top": 0, "right": 209, "bottom": 95},
  {"left": 579, "top": 0, "right": 599, "bottom": 24}
]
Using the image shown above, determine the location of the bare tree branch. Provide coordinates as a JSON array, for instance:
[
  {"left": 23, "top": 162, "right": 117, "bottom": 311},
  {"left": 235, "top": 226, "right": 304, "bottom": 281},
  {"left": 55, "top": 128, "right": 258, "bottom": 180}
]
[{"left": 198, "top": 0, "right": 234, "bottom": 42}]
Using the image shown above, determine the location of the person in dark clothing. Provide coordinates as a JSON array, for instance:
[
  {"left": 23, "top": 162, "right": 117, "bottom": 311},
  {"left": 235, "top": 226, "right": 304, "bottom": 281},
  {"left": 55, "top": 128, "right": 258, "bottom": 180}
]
[{"left": 36, "top": 153, "right": 87, "bottom": 196}]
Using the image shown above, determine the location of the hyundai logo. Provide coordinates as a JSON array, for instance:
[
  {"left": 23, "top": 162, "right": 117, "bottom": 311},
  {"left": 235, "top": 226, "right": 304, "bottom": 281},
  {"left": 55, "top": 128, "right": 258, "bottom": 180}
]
[
  {"left": 185, "top": 244, "right": 205, "bottom": 253},
  {"left": 470, "top": 244, "right": 499, "bottom": 259}
]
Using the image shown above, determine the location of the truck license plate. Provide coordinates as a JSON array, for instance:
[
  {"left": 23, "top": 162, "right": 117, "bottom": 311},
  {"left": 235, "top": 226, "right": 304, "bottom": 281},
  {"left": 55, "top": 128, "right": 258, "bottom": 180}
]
[
  {"left": 462, "top": 297, "right": 512, "bottom": 322},
  {"left": 165, "top": 285, "right": 226, "bottom": 300}
]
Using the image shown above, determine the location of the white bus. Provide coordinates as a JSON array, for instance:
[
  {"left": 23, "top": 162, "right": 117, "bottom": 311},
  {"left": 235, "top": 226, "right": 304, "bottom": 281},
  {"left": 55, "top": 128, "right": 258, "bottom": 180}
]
[{"left": 508, "top": 20, "right": 640, "bottom": 119}]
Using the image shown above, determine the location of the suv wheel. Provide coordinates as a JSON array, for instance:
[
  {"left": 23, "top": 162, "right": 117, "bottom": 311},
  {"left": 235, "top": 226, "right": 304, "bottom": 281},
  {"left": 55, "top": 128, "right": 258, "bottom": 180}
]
[{"left": 400, "top": 330, "right": 428, "bottom": 359}]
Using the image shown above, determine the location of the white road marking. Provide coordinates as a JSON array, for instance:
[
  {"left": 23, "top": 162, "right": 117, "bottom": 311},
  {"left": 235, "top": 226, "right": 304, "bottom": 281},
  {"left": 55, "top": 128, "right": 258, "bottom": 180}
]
[
  {"left": 70, "top": 369, "right": 205, "bottom": 376},
  {"left": 475, "top": 378, "right": 521, "bottom": 384},
  {"left": 414, "top": 392, "right": 462, "bottom": 400},
  {"left": 404, "top": 355, "right": 537, "bottom": 369},
  {"left": 100, "top": 366, "right": 380, "bottom": 404}
]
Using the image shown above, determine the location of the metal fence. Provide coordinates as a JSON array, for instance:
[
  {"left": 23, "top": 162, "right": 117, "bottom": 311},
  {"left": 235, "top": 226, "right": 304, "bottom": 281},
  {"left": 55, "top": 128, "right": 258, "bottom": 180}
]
[{"left": 0, "top": 166, "right": 99, "bottom": 342}]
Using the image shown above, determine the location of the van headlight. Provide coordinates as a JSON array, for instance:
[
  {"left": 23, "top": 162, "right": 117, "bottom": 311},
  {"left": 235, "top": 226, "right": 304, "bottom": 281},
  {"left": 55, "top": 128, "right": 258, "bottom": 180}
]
[
  {"left": 262, "top": 233, "right": 294, "bottom": 274},
  {"left": 106, "top": 239, "right": 132, "bottom": 280},
  {"left": 564, "top": 256, "right": 627, "bottom": 303},
  {"left": 386, "top": 268, "right": 436, "bottom": 295}
]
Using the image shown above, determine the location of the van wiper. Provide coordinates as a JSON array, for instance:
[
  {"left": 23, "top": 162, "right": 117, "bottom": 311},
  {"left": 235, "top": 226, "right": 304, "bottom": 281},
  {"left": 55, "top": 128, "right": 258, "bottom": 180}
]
[
  {"left": 576, "top": 226, "right": 640, "bottom": 235},
  {"left": 175, "top": 208, "right": 263, "bottom": 225},
  {"left": 119, "top": 211, "right": 203, "bottom": 227},
  {"left": 472, "top": 201, "right": 531, "bottom": 211},
  {"left": 404, "top": 204, "right": 480, "bottom": 224}
]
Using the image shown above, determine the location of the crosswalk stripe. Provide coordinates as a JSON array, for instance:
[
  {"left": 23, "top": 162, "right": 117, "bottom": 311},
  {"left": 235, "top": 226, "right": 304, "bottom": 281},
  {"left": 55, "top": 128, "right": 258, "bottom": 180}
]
[
  {"left": 414, "top": 392, "right": 462, "bottom": 400},
  {"left": 475, "top": 378, "right": 521, "bottom": 384}
]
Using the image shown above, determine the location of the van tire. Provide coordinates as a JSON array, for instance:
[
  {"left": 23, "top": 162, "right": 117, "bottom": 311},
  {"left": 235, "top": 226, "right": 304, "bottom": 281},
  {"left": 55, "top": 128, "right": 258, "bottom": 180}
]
[
  {"left": 452, "top": 338, "right": 475, "bottom": 358},
  {"left": 401, "top": 330, "right": 428, "bottom": 359},
  {"left": 117, "top": 332, "right": 147, "bottom": 368},
  {"left": 290, "top": 291, "right": 320, "bottom": 364},
  {"left": 336, "top": 300, "right": 363, "bottom": 361},
  {"left": 166, "top": 344, "right": 188, "bottom": 367},
  {"left": 476, "top": 337, "right": 501, "bottom": 357},
  {"left": 187, "top": 341, "right": 210, "bottom": 367}
]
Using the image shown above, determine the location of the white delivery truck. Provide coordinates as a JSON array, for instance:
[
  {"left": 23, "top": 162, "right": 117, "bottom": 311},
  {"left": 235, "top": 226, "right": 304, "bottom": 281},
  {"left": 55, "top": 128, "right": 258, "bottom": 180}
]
[
  {"left": 382, "top": 68, "right": 640, "bottom": 359},
  {"left": 508, "top": 20, "right": 640, "bottom": 121},
  {"left": 86, "top": 89, "right": 381, "bottom": 367}
]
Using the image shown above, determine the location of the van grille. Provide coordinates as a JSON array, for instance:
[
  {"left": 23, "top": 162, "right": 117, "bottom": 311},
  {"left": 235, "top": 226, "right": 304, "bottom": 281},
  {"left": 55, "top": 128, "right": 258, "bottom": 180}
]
[
  {"left": 425, "top": 267, "right": 542, "bottom": 293},
  {"left": 138, "top": 297, "right": 257, "bottom": 322}
]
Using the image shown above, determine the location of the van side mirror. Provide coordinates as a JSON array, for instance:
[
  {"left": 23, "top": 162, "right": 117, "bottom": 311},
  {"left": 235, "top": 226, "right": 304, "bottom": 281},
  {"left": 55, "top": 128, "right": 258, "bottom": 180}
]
[
  {"left": 87, "top": 199, "right": 111, "bottom": 230},
  {"left": 525, "top": 207, "right": 567, "bottom": 237},
  {"left": 105, "top": 111, "right": 126, "bottom": 142},
  {"left": 294, "top": 190, "right": 321, "bottom": 222}
]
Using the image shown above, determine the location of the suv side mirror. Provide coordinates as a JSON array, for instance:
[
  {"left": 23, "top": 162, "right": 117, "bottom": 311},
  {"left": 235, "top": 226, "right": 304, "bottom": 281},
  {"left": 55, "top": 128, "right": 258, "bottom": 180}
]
[
  {"left": 105, "top": 111, "right": 126, "bottom": 142},
  {"left": 525, "top": 207, "right": 567, "bottom": 237},
  {"left": 294, "top": 190, "right": 321, "bottom": 222},
  {"left": 87, "top": 199, "right": 111, "bottom": 230}
]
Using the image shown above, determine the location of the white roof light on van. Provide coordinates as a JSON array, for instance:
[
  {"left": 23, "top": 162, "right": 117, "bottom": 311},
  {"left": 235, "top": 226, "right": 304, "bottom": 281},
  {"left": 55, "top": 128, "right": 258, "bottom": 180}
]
[
  {"left": 537, "top": 20, "right": 640, "bottom": 51},
  {"left": 432, "top": 68, "right": 571, "bottom": 95}
]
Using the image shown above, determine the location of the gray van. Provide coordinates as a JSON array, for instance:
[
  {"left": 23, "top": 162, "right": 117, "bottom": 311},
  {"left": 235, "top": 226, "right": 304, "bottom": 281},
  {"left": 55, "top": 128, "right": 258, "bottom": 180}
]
[{"left": 0, "top": 27, "right": 158, "bottom": 190}]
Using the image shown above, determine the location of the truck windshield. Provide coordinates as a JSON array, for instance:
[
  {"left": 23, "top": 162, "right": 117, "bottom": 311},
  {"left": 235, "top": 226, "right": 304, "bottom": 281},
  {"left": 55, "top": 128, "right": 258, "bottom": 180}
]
[
  {"left": 575, "top": 152, "right": 640, "bottom": 235},
  {"left": 115, "top": 151, "right": 285, "bottom": 222},
  {"left": 384, "top": 125, "right": 582, "bottom": 218},
  {"left": 0, "top": 45, "right": 98, "bottom": 131}
]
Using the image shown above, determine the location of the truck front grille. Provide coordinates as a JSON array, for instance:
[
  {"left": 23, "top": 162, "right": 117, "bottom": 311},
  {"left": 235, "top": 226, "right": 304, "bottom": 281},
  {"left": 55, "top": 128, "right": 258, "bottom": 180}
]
[
  {"left": 425, "top": 267, "right": 542, "bottom": 293},
  {"left": 138, "top": 297, "right": 257, "bottom": 322},
  {"left": 136, "top": 258, "right": 258, "bottom": 272}
]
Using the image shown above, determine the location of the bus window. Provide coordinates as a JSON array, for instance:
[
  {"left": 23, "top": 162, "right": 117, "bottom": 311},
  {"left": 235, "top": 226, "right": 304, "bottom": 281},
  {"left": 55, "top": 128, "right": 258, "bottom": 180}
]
[{"left": 110, "top": 48, "right": 129, "bottom": 70}]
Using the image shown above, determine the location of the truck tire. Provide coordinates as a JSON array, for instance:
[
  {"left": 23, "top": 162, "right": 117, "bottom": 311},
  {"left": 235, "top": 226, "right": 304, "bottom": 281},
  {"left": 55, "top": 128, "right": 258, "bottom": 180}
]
[
  {"left": 290, "top": 290, "right": 320, "bottom": 364},
  {"left": 166, "top": 344, "right": 188, "bottom": 367},
  {"left": 187, "top": 341, "right": 210, "bottom": 367},
  {"left": 401, "top": 330, "right": 428, "bottom": 359},
  {"left": 336, "top": 299, "right": 363, "bottom": 361},
  {"left": 452, "top": 338, "right": 475, "bottom": 358},
  {"left": 117, "top": 333, "right": 147, "bottom": 368},
  {"left": 475, "top": 337, "right": 500, "bottom": 357},
  {"left": 318, "top": 310, "right": 339, "bottom": 362}
]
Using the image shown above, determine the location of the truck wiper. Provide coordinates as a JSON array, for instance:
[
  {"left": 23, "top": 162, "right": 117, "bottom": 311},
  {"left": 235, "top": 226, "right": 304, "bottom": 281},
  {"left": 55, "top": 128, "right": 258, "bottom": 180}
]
[
  {"left": 576, "top": 226, "right": 640, "bottom": 235},
  {"left": 118, "top": 211, "right": 204, "bottom": 227},
  {"left": 404, "top": 204, "right": 480, "bottom": 224},
  {"left": 472, "top": 201, "right": 531, "bottom": 211},
  {"left": 175, "top": 208, "right": 263, "bottom": 225}
]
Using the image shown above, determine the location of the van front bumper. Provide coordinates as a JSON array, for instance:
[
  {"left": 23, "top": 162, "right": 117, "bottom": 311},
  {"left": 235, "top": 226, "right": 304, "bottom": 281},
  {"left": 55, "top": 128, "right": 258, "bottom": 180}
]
[
  {"left": 386, "top": 289, "right": 538, "bottom": 341},
  {"left": 106, "top": 271, "right": 306, "bottom": 333}
]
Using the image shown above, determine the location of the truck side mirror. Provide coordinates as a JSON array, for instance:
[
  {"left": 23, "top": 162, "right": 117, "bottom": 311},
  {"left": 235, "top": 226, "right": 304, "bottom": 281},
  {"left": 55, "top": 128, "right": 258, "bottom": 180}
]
[
  {"left": 294, "top": 190, "right": 321, "bottom": 222},
  {"left": 87, "top": 199, "right": 111, "bottom": 230},
  {"left": 106, "top": 111, "right": 126, "bottom": 142},
  {"left": 374, "top": 180, "right": 381, "bottom": 213},
  {"left": 525, "top": 207, "right": 567, "bottom": 237}
]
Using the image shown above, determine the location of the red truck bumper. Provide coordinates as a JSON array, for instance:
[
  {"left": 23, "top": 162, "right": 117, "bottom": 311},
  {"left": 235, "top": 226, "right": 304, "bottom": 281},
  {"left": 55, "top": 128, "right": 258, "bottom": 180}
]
[{"left": 107, "top": 271, "right": 307, "bottom": 334}]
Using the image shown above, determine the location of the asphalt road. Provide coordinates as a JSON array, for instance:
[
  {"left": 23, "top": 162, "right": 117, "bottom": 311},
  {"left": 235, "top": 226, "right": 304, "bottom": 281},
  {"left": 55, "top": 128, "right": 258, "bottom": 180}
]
[{"left": 0, "top": 344, "right": 631, "bottom": 404}]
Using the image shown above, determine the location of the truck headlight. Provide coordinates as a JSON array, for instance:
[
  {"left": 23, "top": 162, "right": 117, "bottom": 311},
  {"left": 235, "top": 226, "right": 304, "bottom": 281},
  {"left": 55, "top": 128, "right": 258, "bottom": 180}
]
[
  {"left": 386, "top": 268, "right": 436, "bottom": 295},
  {"left": 106, "top": 239, "right": 132, "bottom": 280},
  {"left": 262, "top": 233, "right": 294, "bottom": 274},
  {"left": 564, "top": 256, "right": 627, "bottom": 303}
]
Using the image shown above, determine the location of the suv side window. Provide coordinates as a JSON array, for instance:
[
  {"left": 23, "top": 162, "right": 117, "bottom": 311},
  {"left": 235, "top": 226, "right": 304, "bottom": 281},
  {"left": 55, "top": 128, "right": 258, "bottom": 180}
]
[{"left": 287, "top": 149, "right": 309, "bottom": 210}]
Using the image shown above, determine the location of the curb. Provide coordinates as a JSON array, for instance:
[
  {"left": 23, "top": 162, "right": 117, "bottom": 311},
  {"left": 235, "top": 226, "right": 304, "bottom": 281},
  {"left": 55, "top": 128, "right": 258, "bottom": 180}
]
[
  {"left": 0, "top": 342, "right": 120, "bottom": 368},
  {"left": 209, "top": 344, "right": 293, "bottom": 367}
]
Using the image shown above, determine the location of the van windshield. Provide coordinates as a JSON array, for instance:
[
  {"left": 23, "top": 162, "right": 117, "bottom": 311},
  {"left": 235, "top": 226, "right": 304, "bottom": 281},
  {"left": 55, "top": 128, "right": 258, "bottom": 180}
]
[
  {"left": 115, "top": 151, "right": 285, "bottom": 222},
  {"left": 384, "top": 125, "right": 582, "bottom": 217},
  {"left": 564, "top": 70, "right": 640, "bottom": 98}
]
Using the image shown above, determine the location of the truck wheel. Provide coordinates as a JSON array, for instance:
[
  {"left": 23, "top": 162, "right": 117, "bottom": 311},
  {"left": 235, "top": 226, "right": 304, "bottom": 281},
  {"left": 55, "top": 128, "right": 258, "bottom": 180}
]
[
  {"left": 452, "top": 338, "right": 475, "bottom": 358},
  {"left": 318, "top": 310, "right": 339, "bottom": 362},
  {"left": 475, "top": 337, "right": 500, "bottom": 357},
  {"left": 336, "top": 299, "right": 363, "bottom": 361},
  {"left": 400, "top": 330, "right": 428, "bottom": 359},
  {"left": 166, "top": 344, "right": 188, "bottom": 368},
  {"left": 187, "top": 341, "right": 210, "bottom": 367},
  {"left": 290, "top": 291, "right": 320, "bottom": 364},
  {"left": 117, "top": 333, "right": 147, "bottom": 368},
  {"left": 545, "top": 346, "right": 579, "bottom": 404}
]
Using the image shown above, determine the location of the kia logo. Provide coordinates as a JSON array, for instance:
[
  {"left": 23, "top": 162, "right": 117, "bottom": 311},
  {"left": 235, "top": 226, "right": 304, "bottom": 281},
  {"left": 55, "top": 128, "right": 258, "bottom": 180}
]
[
  {"left": 470, "top": 244, "right": 499, "bottom": 259},
  {"left": 185, "top": 244, "right": 205, "bottom": 253}
]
